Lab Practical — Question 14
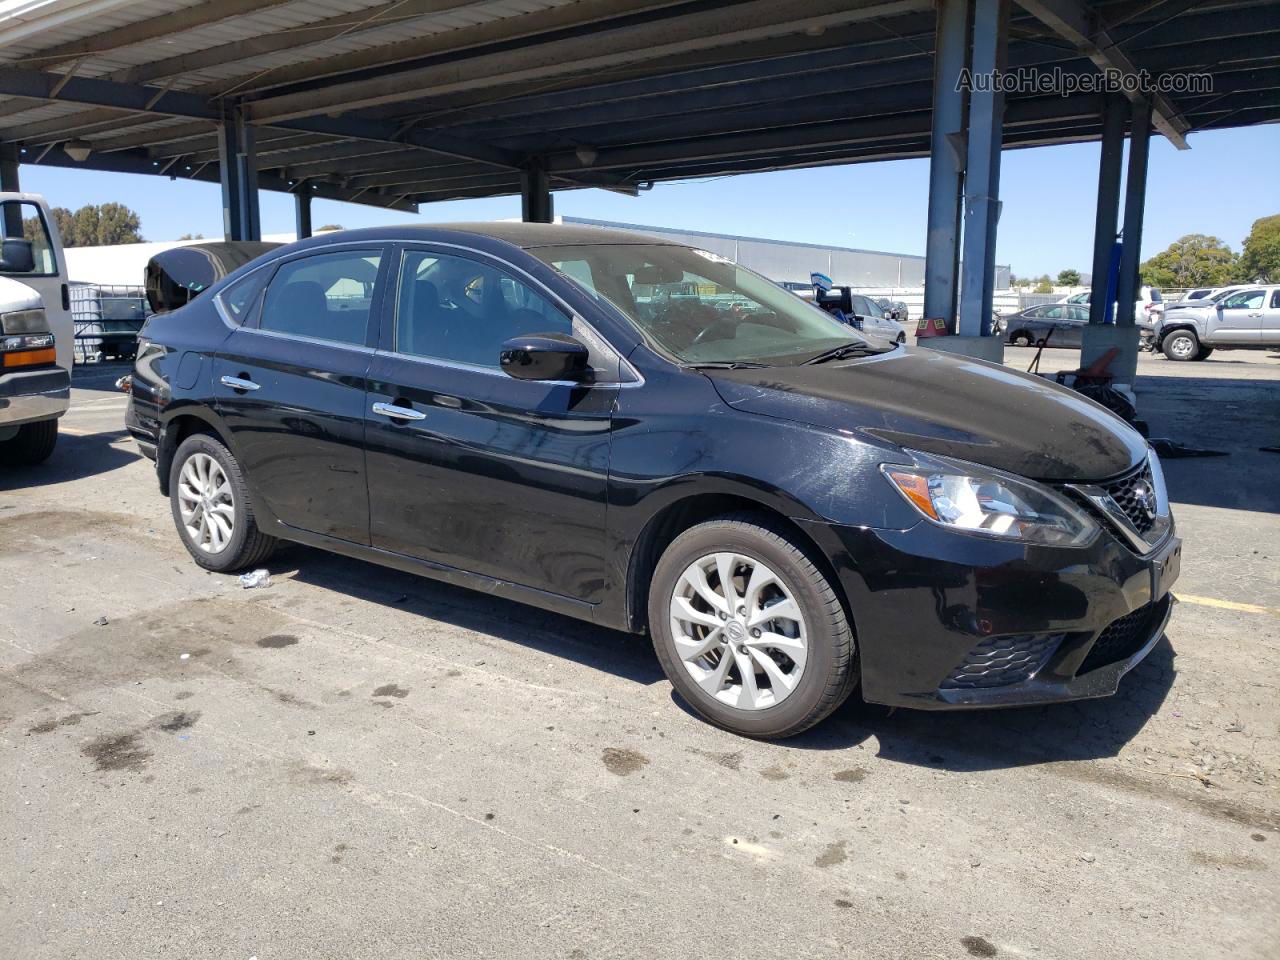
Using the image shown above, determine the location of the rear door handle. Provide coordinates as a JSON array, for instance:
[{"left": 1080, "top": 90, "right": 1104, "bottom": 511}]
[
  {"left": 372, "top": 401, "right": 426, "bottom": 421},
  {"left": 219, "top": 375, "right": 259, "bottom": 391}
]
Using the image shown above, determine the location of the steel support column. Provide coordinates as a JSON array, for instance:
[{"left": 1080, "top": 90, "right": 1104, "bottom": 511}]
[
  {"left": 1114, "top": 98, "right": 1151, "bottom": 328},
  {"left": 958, "top": 0, "right": 1008, "bottom": 337},
  {"left": 295, "top": 190, "right": 312, "bottom": 240},
  {"left": 0, "top": 143, "right": 20, "bottom": 238},
  {"left": 520, "top": 162, "right": 553, "bottom": 223},
  {"left": 1088, "top": 94, "right": 1126, "bottom": 326},
  {"left": 217, "top": 103, "right": 261, "bottom": 241},
  {"left": 922, "top": 0, "right": 971, "bottom": 329}
]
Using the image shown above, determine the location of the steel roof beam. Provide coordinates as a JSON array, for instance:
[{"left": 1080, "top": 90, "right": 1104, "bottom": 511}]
[
  {"left": 244, "top": 0, "right": 933, "bottom": 123},
  {"left": 29, "top": 143, "right": 418, "bottom": 213},
  {"left": 1015, "top": 0, "right": 1190, "bottom": 147}
]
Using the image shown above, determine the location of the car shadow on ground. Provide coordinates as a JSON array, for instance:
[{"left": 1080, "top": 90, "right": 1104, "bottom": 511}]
[
  {"left": 275, "top": 544, "right": 667, "bottom": 687},
  {"left": 278, "top": 545, "right": 1174, "bottom": 772},
  {"left": 774, "top": 638, "right": 1177, "bottom": 771},
  {"left": 0, "top": 429, "right": 137, "bottom": 492}
]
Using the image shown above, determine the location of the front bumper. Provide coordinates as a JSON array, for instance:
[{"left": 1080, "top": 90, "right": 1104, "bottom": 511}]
[
  {"left": 0, "top": 366, "right": 70, "bottom": 427},
  {"left": 796, "top": 516, "right": 1179, "bottom": 710}
]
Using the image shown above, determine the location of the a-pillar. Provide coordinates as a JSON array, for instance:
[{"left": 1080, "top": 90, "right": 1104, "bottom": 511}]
[{"left": 217, "top": 103, "right": 261, "bottom": 242}]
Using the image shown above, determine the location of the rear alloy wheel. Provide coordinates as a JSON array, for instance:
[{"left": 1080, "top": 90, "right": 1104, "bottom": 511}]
[
  {"left": 649, "top": 515, "right": 856, "bottom": 738},
  {"left": 169, "top": 433, "right": 277, "bottom": 572},
  {"left": 0, "top": 418, "right": 58, "bottom": 466},
  {"left": 1162, "top": 330, "right": 1200, "bottom": 361}
]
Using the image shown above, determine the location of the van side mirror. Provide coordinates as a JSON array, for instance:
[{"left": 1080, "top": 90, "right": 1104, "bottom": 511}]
[
  {"left": 0, "top": 238, "right": 35, "bottom": 274},
  {"left": 500, "top": 332, "right": 589, "bottom": 382}
]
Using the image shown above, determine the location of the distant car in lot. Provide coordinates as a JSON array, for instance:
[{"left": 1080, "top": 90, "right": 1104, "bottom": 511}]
[
  {"left": 1153, "top": 284, "right": 1280, "bottom": 360},
  {"left": 1057, "top": 287, "right": 1164, "bottom": 325},
  {"left": 127, "top": 222, "right": 1179, "bottom": 738},
  {"left": 1003, "top": 303, "right": 1091, "bottom": 347},
  {"left": 1174, "top": 284, "right": 1248, "bottom": 305}
]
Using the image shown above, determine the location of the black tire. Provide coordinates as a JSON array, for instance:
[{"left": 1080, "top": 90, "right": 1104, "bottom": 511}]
[
  {"left": 1011, "top": 331, "right": 1033, "bottom": 347},
  {"left": 169, "top": 432, "right": 277, "bottom": 572},
  {"left": 1196, "top": 345, "right": 1214, "bottom": 360},
  {"left": 1162, "top": 329, "right": 1200, "bottom": 361},
  {"left": 648, "top": 513, "right": 857, "bottom": 739},
  {"left": 0, "top": 418, "right": 58, "bottom": 465}
]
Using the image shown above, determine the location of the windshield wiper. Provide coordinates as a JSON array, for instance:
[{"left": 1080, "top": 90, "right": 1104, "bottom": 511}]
[
  {"left": 802, "top": 343, "right": 879, "bottom": 365},
  {"left": 681, "top": 360, "right": 769, "bottom": 370}
]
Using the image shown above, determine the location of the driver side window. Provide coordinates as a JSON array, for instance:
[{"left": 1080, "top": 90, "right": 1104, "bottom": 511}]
[
  {"left": 394, "top": 250, "right": 570, "bottom": 368},
  {"left": 1222, "top": 290, "right": 1264, "bottom": 310}
]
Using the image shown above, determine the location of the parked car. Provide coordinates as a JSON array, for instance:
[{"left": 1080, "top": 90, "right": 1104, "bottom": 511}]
[
  {"left": 1003, "top": 303, "right": 1091, "bottom": 347},
  {"left": 1057, "top": 287, "right": 1164, "bottom": 325},
  {"left": 874, "top": 297, "right": 910, "bottom": 323},
  {"left": 1153, "top": 285, "right": 1280, "bottom": 360},
  {"left": 1, "top": 192, "right": 72, "bottom": 465},
  {"left": 847, "top": 292, "right": 907, "bottom": 343},
  {"left": 1175, "top": 284, "right": 1248, "bottom": 305},
  {"left": 127, "top": 223, "right": 1179, "bottom": 738}
]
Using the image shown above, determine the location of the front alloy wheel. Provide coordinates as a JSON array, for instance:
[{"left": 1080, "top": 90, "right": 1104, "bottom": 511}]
[
  {"left": 670, "top": 552, "right": 808, "bottom": 710},
  {"left": 1163, "top": 330, "right": 1199, "bottom": 361},
  {"left": 650, "top": 514, "right": 856, "bottom": 738}
]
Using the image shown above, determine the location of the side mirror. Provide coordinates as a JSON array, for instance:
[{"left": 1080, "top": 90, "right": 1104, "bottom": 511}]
[
  {"left": 499, "top": 332, "right": 590, "bottom": 382},
  {"left": 0, "top": 238, "right": 36, "bottom": 274}
]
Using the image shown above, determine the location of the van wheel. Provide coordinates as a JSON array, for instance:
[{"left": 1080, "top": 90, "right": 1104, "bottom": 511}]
[
  {"left": 1162, "top": 330, "right": 1200, "bottom": 361},
  {"left": 648, "top": 514, "right": 857, "bottom": 739},
  {"left": 169, "top": 433, "right": 277, "bottom": 572},
  {"left": 0, "top": 418, "right": 58, "bottom": 465},
  {"left": 1012, "top": 331, "right": 1032, "bottom": 347}
]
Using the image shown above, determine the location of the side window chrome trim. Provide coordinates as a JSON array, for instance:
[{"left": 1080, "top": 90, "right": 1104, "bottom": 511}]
[
  {"left": 234, "top": 324, "right": 378, "bottom": 353},
  {"left": 214, "top": 260, "right": 277, "bottom": 331}
]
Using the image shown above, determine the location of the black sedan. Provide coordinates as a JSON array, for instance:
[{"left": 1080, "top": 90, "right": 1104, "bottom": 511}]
[
  {"left": 1003, "top": 303, "right": 1090, "bottom": 347},
  {"left": 126, "top": 223, "right": 1179, "bottom": 738}
]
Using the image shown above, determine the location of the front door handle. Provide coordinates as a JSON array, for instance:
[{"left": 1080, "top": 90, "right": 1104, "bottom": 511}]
[
  {"left": 372, "top": 401, "right": 426, "bottom": 421},
  {"left": 219, "top": 375, "right": 260, "bottom": 391}
]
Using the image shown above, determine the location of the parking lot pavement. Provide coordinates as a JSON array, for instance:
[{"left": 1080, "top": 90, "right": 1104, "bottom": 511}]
[{"left": 3, "top": 357, "right": 1278, "bottom": 960}]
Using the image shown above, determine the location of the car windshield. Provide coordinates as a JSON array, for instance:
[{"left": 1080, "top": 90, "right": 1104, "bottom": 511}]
[{"left": 525, "top": 243, "right": 884, "bottom": 365}]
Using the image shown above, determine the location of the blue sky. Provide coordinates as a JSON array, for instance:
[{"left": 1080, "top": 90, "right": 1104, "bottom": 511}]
[{"left": 15, "top": 124, "right": 1278, "bottom": 278}]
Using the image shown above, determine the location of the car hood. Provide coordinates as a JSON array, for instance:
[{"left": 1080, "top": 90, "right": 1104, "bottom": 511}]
[{"left": 706, "top": 347, "right": 1146, "bottom": 481}]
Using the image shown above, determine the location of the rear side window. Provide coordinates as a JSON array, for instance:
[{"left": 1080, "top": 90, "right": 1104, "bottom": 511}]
[
  {"left": 219, "top": 269, "right": 270, "bottom": 325},
  {"left": 1149, "top": 289, "right": 1163, "bottom": 302},
  {"left": 260, "top": 249, "right": 382, "bottom": 345},
  {"left": 1272, "top": 290, "right": 1280, "bottom": 309}
]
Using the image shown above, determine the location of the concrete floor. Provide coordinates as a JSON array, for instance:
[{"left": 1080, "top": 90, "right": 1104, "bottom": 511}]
[{"left": 2, "top": 350, "right": 1278, "bottom": 960}]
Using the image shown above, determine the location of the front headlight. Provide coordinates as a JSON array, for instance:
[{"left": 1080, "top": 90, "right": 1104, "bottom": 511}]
[
  {"left": 881, "top": 452, "right": 1099, "bottom": 547},
  {"left": 0, "top": 307, "right": 49, "bottom": 335}
]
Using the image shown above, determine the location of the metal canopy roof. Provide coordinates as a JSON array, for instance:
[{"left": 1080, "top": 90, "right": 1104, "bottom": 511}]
[{"left": 1, "top": 0, "right": 1277, "bottom": 214}]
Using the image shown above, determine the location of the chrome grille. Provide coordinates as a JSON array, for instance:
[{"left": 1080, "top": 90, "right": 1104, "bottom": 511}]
[{"left": 1103, "top": 460, "right": 1157, "bottom": 536}]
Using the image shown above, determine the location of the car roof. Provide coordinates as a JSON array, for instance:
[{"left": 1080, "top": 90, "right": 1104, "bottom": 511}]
[{"left": 298, "top": 221, "right": 682, "bottom": 250}]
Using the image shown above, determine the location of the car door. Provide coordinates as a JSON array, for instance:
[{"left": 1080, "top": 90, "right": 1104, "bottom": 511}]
[
  {"left": 1206, "top": 288, "right": 1265, "bottom": 344},
  {"left": 363, "top": 245, "right": 619, "bottom": 603},
  {"left": 1262, "top": 289, "right": 1280, "bottom": 346},
  {"left": 212, "top": 245, "right": 388, "bottom": 544},
  {"left": 1056, "top": 305, "right": 1089, "bottom": 347}
]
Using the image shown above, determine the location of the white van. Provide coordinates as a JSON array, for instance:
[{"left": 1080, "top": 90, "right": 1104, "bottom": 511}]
[{"left": 1, "top": 193, "right": 73, "bottom": 464}]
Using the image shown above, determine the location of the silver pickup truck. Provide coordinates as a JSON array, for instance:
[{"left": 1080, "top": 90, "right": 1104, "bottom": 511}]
[
  {"left": 1152, "top": 285, "right": 1280, "bottom": 361},
  {"left": 1, "top": 193, "right": 72, "bottom": 464}
]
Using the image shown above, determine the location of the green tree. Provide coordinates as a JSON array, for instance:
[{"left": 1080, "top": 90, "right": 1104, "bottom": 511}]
[
  {"left": 177, "top": 233, "right": 205, "bottom": 241},
  {"left": 1057, "top": 269, "right": 1081, "bottom": 286},
  {"left": 1033, "top": 275, "right": 1053, "bottom": 293},
  {"left": 27, "top": 203, "right": 144, "bottom": 246},
  {"left": 317, "top": 224, "right": 343, "bottom": 232},
  {"left": 1238, "top": 214, "right": 1280, "bottom": 282},
  {"left": 1140, "top": 234, "right": 1239, "bottom": 288}
]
